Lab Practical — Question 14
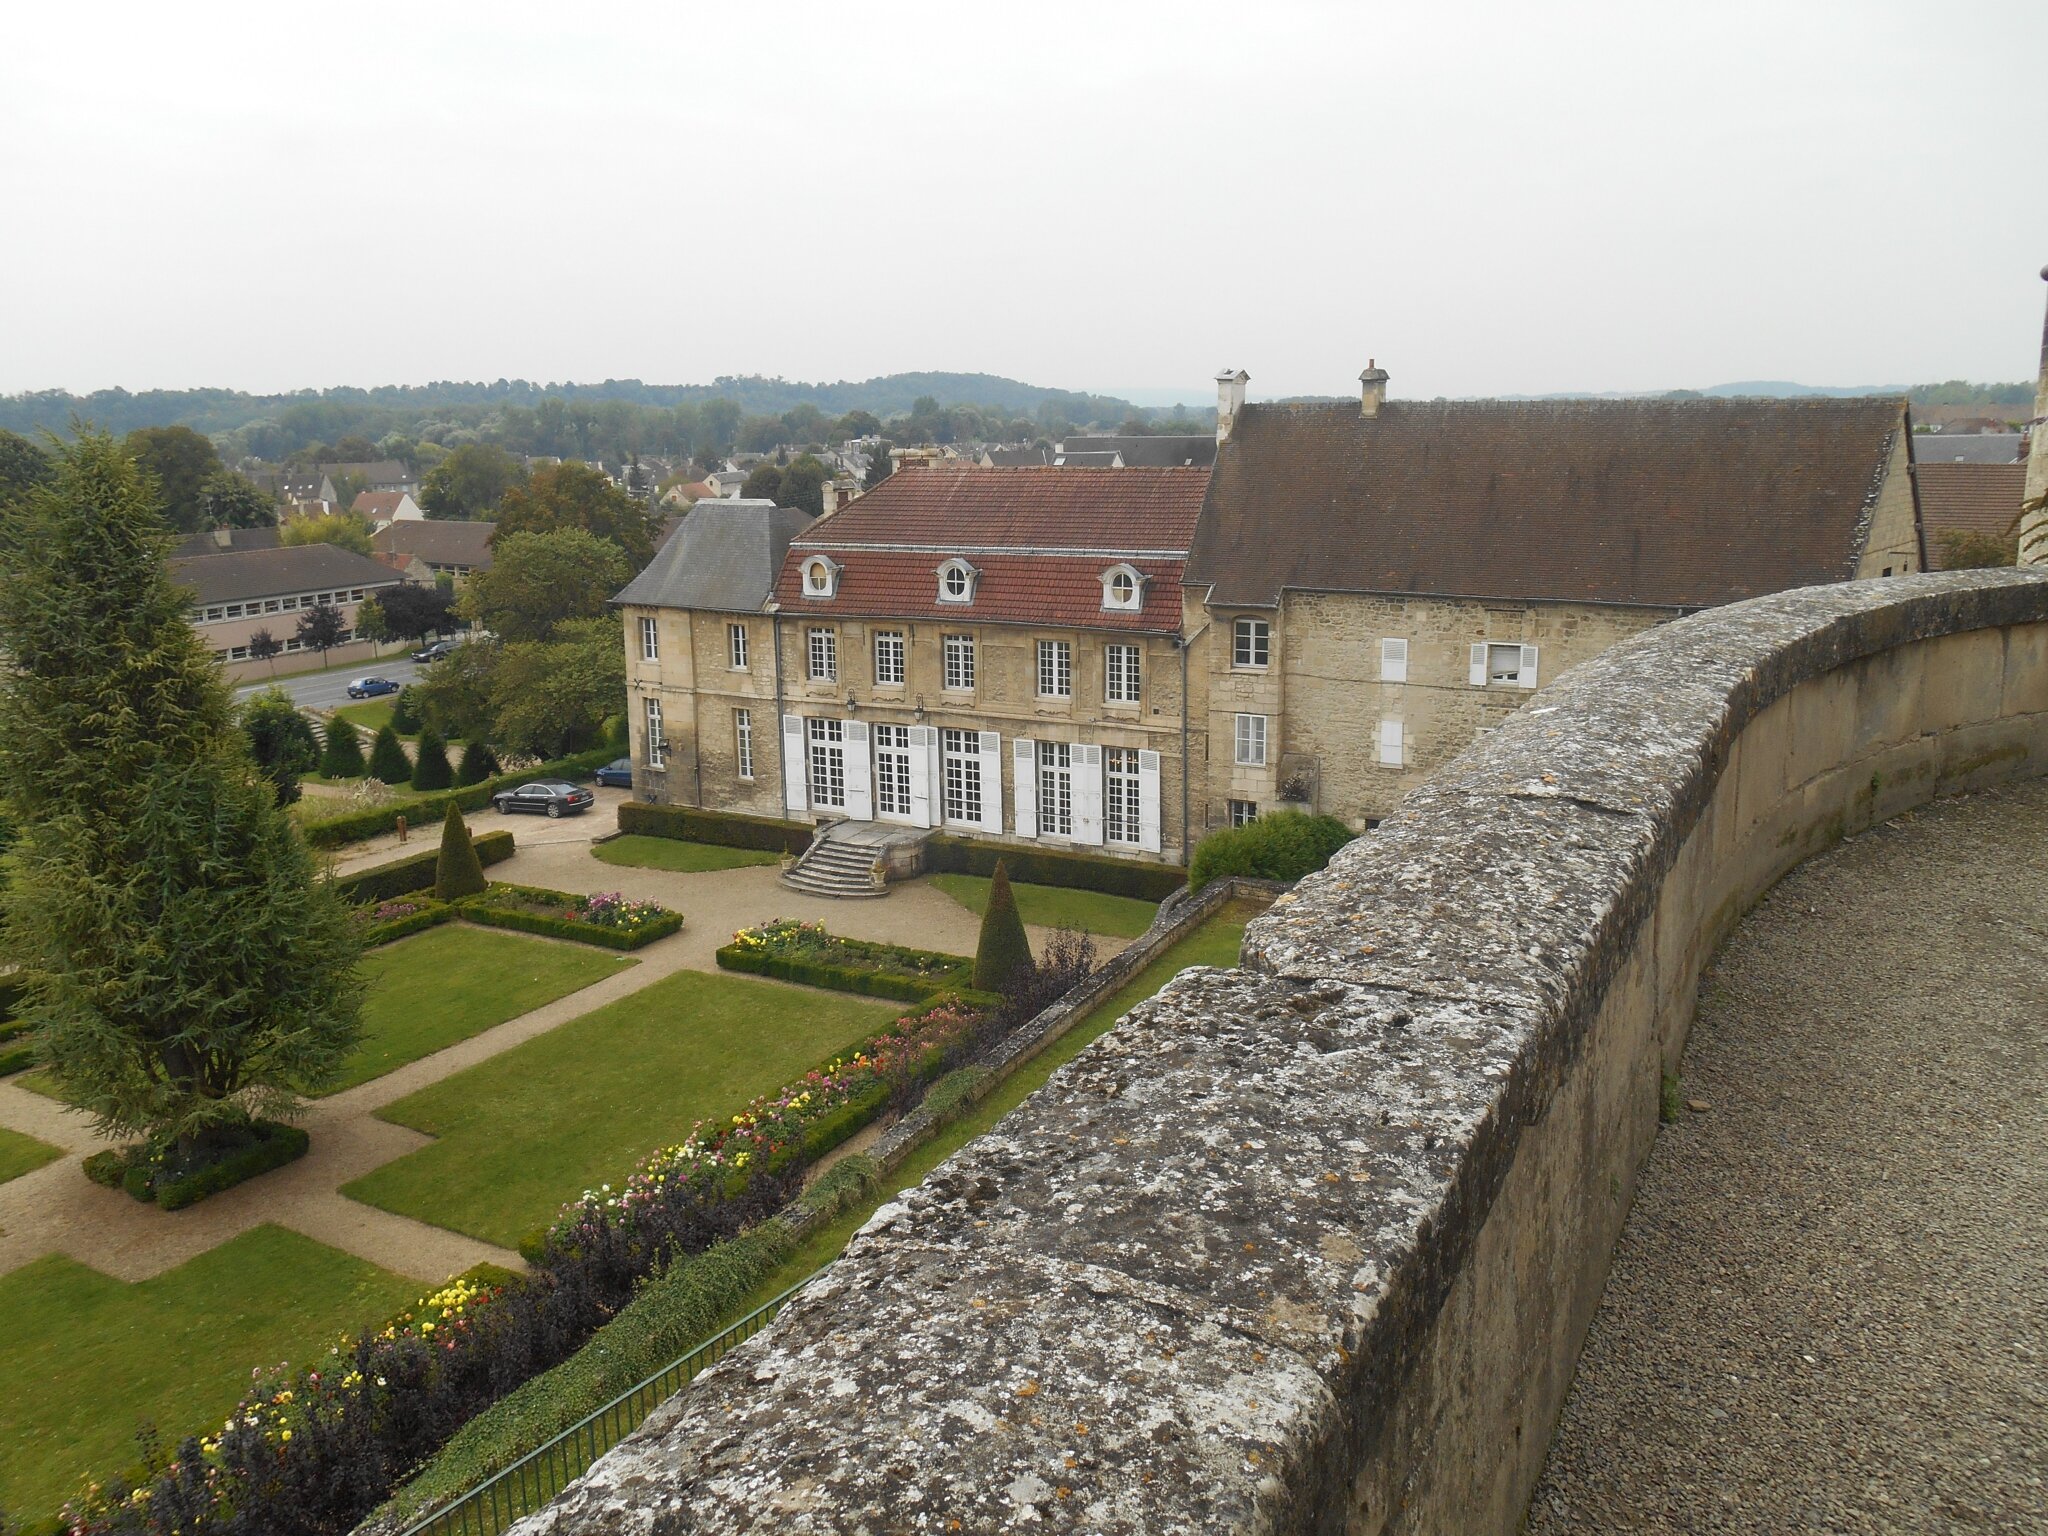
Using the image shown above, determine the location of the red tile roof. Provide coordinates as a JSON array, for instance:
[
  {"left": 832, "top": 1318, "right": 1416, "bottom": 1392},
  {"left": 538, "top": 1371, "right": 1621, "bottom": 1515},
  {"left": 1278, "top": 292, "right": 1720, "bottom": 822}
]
[
  {"left": 774, "top": 552, "right": 1186, "bottom": 633},
  {"left": 794, "top": 466, "right": 1209, "bottom": 553},
  {"left": 1916, "top": 461, "right": 2025, "bottom": 568}
]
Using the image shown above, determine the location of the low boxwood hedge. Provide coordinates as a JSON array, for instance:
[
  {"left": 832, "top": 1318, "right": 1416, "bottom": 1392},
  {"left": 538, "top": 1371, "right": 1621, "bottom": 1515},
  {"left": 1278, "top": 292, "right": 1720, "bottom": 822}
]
[
  {"left": 715, "top": 942, "right": 970, "bottom": 1002},
  {"left": 359, "top": 899, "right": 458, "bottom": 947},
  {"left": 333, "top": 830, "right": 515, "bottom": 905},
  {"left": 614, "top": 801, "right": 813, "bottom": 855},
  {"left": 0, "top": 1014, "right": 34, "bottom": 1075},
  {"left": 301, "top": 749, "right": 618, "bottom": 849},
  {"left": 458, "top": 883, "right": 684, "bottom": 951},
  {"left": 95, "top": 1120, "right": 311, "bottom": 1210},
  {"left": 924, "top": 834, "right": 1186, "bottom": 901}
]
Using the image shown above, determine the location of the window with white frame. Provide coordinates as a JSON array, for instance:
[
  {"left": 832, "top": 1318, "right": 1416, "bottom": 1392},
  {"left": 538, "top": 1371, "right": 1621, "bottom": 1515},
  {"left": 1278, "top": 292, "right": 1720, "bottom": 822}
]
[
  {"left": 1234, "top": 712, "right": 1268, "bottom": 766},
  {"left": 1229, "top": 798, "right": 1259, "bottom": 827},
  {"left": 734, "top": 707, "right": 754, "bottom": 779},
  {"left": 1380, "top": 637, "right": 1408, "bottom": 683},
  {"left": 1105, "top": 643, "right": 1141, "bottom": 704},
  {"left": 941, "top": 727, "right": 982, "bottom": 824},
  {"left": 874, "top": 723, "right": 911, "bottom": 816},
  {"left": 807, "top": 717, "right": 846, "bottom": 808},
  {"left": 1233, "top": 617, "right": 1270, "bottom": 668},
  {"left": 1036, "top": 639, "right": 1072, "bottom": 698},
  {"left": 1101, "top": 565, "right": 1141, "bottom": 611},
  {"left": 1105, "top": 747, "right": 1143, "bottom": 845},
  {"left": 807, "top": 626, "right": 838, "bottom": 682},
  {"left": 874, "top": 630, "right": 905, "bottom": 686},
  {"left": 1488, "top": 643, "right": 1522, "bottom": 684},
  {"left": 728, "top": 622, "right": 748, "bottom": 670},
  {"left": 640, "top": 616, "right": 659, "bottom": 661},
  {"left": 942, "top": 633, "right": 974, "bottom": 690},
  {"left": 801, "top": 556, "right": 838, "bottom": 598},
  {"left": 1037, "top": 741, "right": 1074, "bottom": 836},
  {"left": 1378, "top": 717, "right": 1404, "bottom": 767},
  {"left": 645, "top": 697, "right": 665, "bottom": 769},
  {"left": 937, "top": 559, "right": 975, "bottom": 603}
]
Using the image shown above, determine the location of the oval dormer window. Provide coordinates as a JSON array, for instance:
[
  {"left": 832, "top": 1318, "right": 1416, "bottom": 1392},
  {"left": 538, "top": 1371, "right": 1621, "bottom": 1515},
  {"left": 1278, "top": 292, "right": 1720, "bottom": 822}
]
[
  {"left": 802, "top": 557, "right": 838, "bottom": 598},
  {"left": 937, "top": 559, "right": 975, "bottom": 604},
  {"left": 1101, "top": 564, "right": 1143, "bottom": 612}
]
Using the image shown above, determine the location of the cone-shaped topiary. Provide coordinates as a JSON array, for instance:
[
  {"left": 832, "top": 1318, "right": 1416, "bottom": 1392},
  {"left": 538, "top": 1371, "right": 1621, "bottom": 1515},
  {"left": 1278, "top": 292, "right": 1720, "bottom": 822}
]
[
  {"left": 319, "top": 715, "right": 365, "bottom": 778},
  {"left": 410, "top": 726, "right": 453, "bottom": 791},
  {"left": 367, "top": 725, "right": 411, "bottom": 785},
  {"left": 456, "top": 738, "right": 501, "bottom": 786},
  {"left": 434, "top": 800, "right": 487, "bottom": 901},
  {"left": 972, "top": 860, "right": 1035, "bottom": 998},
  {"left": 390, "top": 685, "right": 421, "bottom": 734}
]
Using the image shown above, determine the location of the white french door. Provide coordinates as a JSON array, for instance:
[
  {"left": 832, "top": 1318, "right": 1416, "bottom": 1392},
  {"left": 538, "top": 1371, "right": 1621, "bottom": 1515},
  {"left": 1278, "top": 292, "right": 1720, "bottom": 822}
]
[
  {"left": 874, "top": 723, "right": 912, "bottom": 820},
  {"left": 807, "top": 717, "right": 846, "bottom": 810}
]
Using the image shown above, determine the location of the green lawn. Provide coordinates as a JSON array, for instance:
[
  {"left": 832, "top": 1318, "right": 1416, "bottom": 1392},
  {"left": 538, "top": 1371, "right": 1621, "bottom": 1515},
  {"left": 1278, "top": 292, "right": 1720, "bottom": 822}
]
[
  {"left": 0, "top": 1225, "right": 418, "bottom": 1523},
  {"left": 345, "top": 971, "right": 899, "bottom": 1248},
  {"left": 929, "top": 872, "right": 1159, "bottom": 939},
  {"left": 592, "top": 835, "right": 779, "bottom": 874},
  {"left": 742, "top": 904, "right": 1254, "bottom": 1308},
  {"left": 333, "top": 698, "right": 402, "bottom": 735},
  {"left": 334, "top": 926, "right": 636, "bottom": 1094},
  {"left": 0, "top": 1124, "right": 62, "bottom": 1185}
]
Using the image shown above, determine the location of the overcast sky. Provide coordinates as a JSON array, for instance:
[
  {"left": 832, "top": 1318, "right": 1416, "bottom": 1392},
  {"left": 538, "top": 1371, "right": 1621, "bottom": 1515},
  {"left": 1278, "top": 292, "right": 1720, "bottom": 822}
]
[{"left": 3, "top": 0, "right": 2042, "bottom": 403}]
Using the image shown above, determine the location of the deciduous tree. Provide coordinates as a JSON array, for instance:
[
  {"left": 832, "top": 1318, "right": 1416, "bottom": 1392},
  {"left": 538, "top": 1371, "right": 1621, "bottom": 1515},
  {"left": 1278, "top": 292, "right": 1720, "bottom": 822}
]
[
  {"left": 488, "top": 617, "right": 626, "bottom": 758},
  {"left": 419, "top": 443, "right": 525, "bottom": 519},
  {"left": 200, "top": 470, "right": 277, "bottom": 530},
  {"left": 124, "top": 425, "right": 222, "bottom": 534},
  {"left": 281, "top": 510, "right": 373, "bottom": 556},
  {"left": 247, "top": 626, "right": 283, "bottom": 675},
  {"left": 294, "top": 602, "right": 347, "bottom": 664},
  {"left": 494, "top": 460, "right": 663, "bottom": 565},
  {"left": 463, "top": 528, "right": 627, "bottom": 642},
  {"left": 380, "top": 581, "right": 458, "bottom": 644}
]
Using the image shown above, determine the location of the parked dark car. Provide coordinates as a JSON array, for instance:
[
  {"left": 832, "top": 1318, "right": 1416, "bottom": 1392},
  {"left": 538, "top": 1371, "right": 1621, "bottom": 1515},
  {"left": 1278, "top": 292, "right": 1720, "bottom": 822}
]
[
  {"left": 594, "top": 757, "right": 633, "bottom": 788},
  {"left": 346, "top": 675, "right": 400, "bottom": 699},
  {"left": 411, "top": 640, "right": 456, "bottom": 664},
  {"left": 491, "top": 780, "right": 596, "bottom": 818}
]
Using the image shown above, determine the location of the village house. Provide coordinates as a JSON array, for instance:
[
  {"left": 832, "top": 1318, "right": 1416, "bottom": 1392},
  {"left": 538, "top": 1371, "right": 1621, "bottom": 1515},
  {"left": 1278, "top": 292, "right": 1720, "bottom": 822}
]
[
  {"left": 171, "top": 543, "right": 401, "bottom": 681},
  {"left": 370, "top": 518, "right": 496, "bottom": 584},
  {"left": 617, "top": 470, "right": 1208, "bottom": 864},
  {"left": 351, "top": 489, "right": 426, "bottom": 527},
  {"left": 1182, "top": 367, "right": 1922, "bottom": 830}
]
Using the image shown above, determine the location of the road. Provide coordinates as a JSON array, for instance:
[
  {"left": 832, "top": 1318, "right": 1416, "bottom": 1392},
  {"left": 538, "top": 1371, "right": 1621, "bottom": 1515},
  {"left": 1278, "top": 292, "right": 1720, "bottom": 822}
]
[{"left": 234, "top": 656, "right": 426, "bottom": 711}]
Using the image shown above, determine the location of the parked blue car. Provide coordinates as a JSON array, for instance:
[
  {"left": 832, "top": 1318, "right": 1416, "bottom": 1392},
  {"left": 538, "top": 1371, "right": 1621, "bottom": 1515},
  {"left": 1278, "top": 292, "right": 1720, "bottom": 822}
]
[
  {"left": 346, "top": 676, "right": 400, "bottom": 699},
  {"left": 594, "top": 757, "right": 633, "bottom": 788}
]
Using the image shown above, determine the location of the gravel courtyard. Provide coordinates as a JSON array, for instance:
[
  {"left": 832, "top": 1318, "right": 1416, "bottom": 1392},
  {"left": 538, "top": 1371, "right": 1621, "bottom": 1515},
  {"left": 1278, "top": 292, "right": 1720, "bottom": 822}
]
[{"left": 1526, "top": 779, "right": 2048, "bottom": 1534}]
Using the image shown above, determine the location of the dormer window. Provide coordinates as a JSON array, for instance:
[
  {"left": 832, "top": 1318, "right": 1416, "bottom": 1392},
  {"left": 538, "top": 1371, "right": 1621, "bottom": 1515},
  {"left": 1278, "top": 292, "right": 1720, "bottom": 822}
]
[
  {"left": 800, "top": 555, "right": 840, "bottom": 599},
  {"left": 936, "top": 558, "right": 978, "bottom": 604},
  {"left": 1101, "top": 563, "right": 1144, "bottom": 612}
]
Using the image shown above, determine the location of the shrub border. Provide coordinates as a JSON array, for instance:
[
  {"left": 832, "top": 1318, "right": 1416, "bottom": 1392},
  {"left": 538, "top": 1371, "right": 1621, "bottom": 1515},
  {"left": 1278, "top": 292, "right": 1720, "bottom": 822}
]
[
  {"left": 614, "top": 801, "right": 814, "bottom": 855},
  {"left": 924, "top": 833, "right": 1186, "bottom": 900},
  {"left": 458, "top": 883, "right": 684, "bottom": 951},
  {"left": 360, "top": 899, "right": 458, "bottom": 948},
  {"left": 88, "top": 1120, "right": 311, "bottom": 1211},
  {"left": 715, "top": 927, "right": 973, "bottom": 1002}
]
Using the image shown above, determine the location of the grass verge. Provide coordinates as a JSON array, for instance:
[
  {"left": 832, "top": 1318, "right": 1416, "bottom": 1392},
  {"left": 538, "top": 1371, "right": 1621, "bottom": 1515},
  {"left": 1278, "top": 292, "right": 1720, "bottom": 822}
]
[
  {"left": 928, "top": 871, "right": 1158, "bottom": 939},
  {"left": 0, "top": 1124, "right": 63, "bottom": 1185},
  {"left": 0, "top": 1225, "right": 417, "bottom": 1524},
  {"left": 592, "top": 835, "right": 779, "bottom": 874},
  {"left": 343, "top": 970, "right": 898, "bottom": 1249}
]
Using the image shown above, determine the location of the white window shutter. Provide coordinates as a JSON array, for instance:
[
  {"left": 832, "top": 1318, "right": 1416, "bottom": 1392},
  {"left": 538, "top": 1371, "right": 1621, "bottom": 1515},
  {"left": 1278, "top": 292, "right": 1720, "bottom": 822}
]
[
  {"left": 781, "top": 715, "right": 807, "bottom": 811},
  {"left": 1074, "top": 743, "right": 1104, "bottom": 845},
  {"left": 907, "top": 725, "right": 934, "bottom": 828},
  {"left": 1380, "top": 638, "right": 1408, "bottom": 684},
  {"left": 1378, "top": 718, "right": 1404, "bottom": 767},
  {"left": 1013, "top": 738, "right": 1037, "bottom": 837},
  {"left": 843, "top": 719, "right": 873, "bottom": 819},
  {"left": 1468, "top": 643, "right": 1488, "bottom": 687},
  {"left": 1137, "top": 748, "right": 1162, "bottom": 853},
  {"left": 1517, "top": 644, "right": 1540, "bottom": 690},
  {"left": 978, "top": 730, "right": 1004, "bottom": 833}
]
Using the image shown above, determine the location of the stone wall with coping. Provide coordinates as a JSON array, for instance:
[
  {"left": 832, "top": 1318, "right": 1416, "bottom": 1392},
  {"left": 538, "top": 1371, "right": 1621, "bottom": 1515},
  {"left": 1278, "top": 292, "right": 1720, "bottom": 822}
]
[{"left": 516, "top": 569, "right": 2048, "bottom": 1536}]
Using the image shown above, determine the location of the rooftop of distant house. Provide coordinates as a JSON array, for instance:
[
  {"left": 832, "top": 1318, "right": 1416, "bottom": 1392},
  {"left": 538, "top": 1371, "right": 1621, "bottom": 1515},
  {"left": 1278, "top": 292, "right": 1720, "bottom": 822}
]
[
  {"left": 170, "top": 543, "right": 401, "bottom": 607},
  {"left": 170, "top": 526, "right": 281, "bottom": 559},
  {"left": 1058, "top": 434, "right": 1218, "bottom": 468},
  {"left": 1915, "top": 461, "right": 2026, "bottom": 570},
  {"left": 1912, "top": 431, "right": 2023, "bottom": 465},
  {"left": 371, "top": 518, "right": 496, "bottom": 571}
]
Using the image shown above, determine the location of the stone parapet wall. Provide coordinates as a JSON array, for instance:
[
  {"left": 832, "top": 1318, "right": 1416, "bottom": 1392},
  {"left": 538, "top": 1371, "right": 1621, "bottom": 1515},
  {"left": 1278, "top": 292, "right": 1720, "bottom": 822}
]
[{"left": 516, "top": 569, "right": 2048, "bottom": 1536}]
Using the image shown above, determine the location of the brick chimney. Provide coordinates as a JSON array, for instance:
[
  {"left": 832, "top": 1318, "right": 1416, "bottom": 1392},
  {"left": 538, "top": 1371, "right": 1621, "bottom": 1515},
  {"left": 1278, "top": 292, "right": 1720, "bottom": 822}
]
[
  {"left": 821, "top": 480, "right": 838, "bottom": 518},
  {"left": 1360, "top": 360, "right": 1390, "bottom": 419},
  {"left": 1215, "top": 368, "right": 1249, "bottom": 443},
  {"left": 2022, "top": 265, "right": 2048, "bottom": 567}
]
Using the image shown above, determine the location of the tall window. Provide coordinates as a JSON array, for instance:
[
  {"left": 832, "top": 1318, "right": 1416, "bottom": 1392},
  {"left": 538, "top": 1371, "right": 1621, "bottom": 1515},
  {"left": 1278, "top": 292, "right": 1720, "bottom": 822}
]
[
  {"left": 1105, "top": 747, "right": 1142, "bottom": 845},
  {"left": 1234, "top": 712, "right": 1268, "bottom": 766},
  {"left": 734, "top": 708, "right": 754, "bottom": 780},
  {"left": 1037, "top": 639, "right": 1072, "bottom": 699},
  {"left": 807, "top": 717, "right": 846, "bottom": 808},
  {"left": 1106, "top": 643, "right": 1141, "bottom": 704},
  {"left": 639, "top": 616, "right": 659, "bottom": 661},
  {"left": 728, "top": 622, "right": 748, "bottom": 670},
  {"left": 874, "top": 723, "right": 911, "bottom": 816},
  {"left": 943, "top": 634, "right": 975, "bottom": 691},
  {"left": 1233, "top": 617, "right": 1270, "bottom": 669},
  {"left": 941, "top": 727, "right": 982, "bottom": 824},
  {"left": 874, "top": 630, "right": 906, "bottom": 686},
  {"left": 645, "top": 697, "right": 665, "bottom": 769},
  {"left": 1037, "top": 740, "right": 1073, "bottom": 837},
  {"left": 808, "top": 627, "right": 837, "bottom": 682},
  {"left": 1378, "top": 717, "right": 1404, "bottom": 767}
]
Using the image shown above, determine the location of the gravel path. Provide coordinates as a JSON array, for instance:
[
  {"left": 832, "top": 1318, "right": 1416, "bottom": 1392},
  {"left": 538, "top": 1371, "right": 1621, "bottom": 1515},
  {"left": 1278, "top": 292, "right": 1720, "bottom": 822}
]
[{"left": 1526, "top": 780, "right": 2048, "bottom": 1533}]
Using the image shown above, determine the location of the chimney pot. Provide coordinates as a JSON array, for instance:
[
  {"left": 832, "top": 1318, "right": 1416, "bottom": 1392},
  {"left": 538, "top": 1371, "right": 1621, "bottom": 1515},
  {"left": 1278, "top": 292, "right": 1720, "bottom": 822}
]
[{"left": 1214, "top": 368, "right": 1250, "bottom": 443}]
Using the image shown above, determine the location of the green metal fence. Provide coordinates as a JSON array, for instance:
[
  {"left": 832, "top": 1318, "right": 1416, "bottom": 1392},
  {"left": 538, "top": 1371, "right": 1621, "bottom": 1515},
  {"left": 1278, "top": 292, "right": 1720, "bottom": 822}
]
[{"left": 395, "top": 1276, "right": 812, "bottom": 1536}]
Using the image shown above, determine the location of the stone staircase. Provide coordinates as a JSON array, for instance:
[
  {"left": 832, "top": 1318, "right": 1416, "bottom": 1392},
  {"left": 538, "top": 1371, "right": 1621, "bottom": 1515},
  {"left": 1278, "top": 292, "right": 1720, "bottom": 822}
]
[{"left": 780, "top": 831, "right": 890, "bottom": 899}]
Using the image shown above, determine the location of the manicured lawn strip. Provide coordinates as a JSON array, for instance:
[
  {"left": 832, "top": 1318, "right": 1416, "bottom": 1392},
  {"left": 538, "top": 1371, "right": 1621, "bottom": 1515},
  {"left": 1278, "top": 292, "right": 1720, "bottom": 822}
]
[
  {"left": 0, "top": 1225, "right": 418, "bottom": 1524},
  {"left": 345, "top": 971, "right": 898, "bottom": 1249},
  {"left": 929, "top": 872, "right": 1159, "bottom": 939},
  {"left": 333, "top": 699, "right": 401, "bottom": 736},
  {"left": 592, "top": 835, "right": 779, "bottom": 874},
  {"left": 0, "top": 1124, "right": 62, "bottom": 1184},
  {"left": 332, "top": 926, "right": 637, "bottom": 1094}
]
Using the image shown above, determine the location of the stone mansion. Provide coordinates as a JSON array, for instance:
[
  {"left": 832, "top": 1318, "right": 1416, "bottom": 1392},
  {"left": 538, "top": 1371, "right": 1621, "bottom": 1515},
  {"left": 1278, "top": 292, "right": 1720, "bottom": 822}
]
[{"left": 615, "top": 370, "right": 1922, "bottom": 864}]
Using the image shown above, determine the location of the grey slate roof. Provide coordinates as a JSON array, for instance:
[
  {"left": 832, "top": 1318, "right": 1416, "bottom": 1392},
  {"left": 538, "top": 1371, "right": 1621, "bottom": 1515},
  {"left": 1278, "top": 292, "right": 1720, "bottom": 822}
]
[
  {"left": 1060, "top": 434, "right": 1218, "bottom": 468},
  {"left": 1912, "top": 432, "right": 2022, "bottom": 465},
  {"left": 170, "top": 527, "right": 282, "bottom": 558},
  {"left": 614, "top": 498, "right": 813, "bottom": 613},
  {"left": 171, "top": 544, "right": 401, "bottom": 605}
]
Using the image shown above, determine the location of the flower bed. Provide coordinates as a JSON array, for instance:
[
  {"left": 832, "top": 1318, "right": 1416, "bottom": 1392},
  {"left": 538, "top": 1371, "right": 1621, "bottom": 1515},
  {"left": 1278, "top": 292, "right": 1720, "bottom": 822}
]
[
  {"left": 354, "top": 896, "right": 457, "bottom": 947},
  {"left": 82, "top": 1119, "right": 310, "bottom": 1211},
  {"left": 716, "top": 919, "right": 971, "bottom": 1001},
  {"left": 458, "top": 883, "right": 683, "bottom": 951}
]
